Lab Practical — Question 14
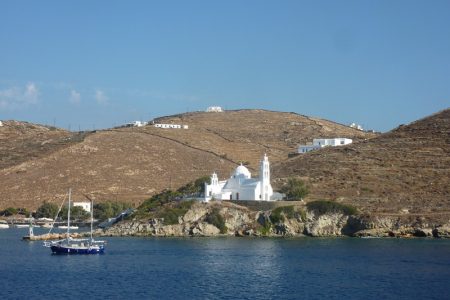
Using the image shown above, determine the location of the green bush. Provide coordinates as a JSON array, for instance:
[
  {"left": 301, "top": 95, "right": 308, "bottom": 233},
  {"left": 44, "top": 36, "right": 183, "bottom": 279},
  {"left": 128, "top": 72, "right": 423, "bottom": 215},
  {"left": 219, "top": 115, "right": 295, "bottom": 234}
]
[
  {"left": 159, "top": 208, "right": 182, "bottom": 225},
  {"left": 178, "top": 176, "right": 211, "bottom": 196},
  {"left": 306, "top": 200, "right": 357, "bottom": 216},
  {"left": 138, "top": 189, "right": 181, "bottom": 214},
  {"left": 17, "top": 208, "right": 30, "bottom": 216},
  {"left": 35, "top": 202, "right": 59, "bottom": 219},
  {"left": 155, "top": 200, "right": 195, "bottom": 225},
  {"left": 259, "top": 223, "right": 272, "bottom": 236},
  {"left": 205, "top": 208, "right": 227, "bottom": 234},
  {"left": 270, "top": 206, "right": 296, "bottom": 223},
  {"left": 1, "top": 207, "right": 18, "bottom": 216},
  {"left": 94, "top": 201, "right": 132, "bottom": 221},
  {"left": 61, "top": 205, "right": 90, "bottom": 221},
  {"left": 280, "top": 177, "right": 309, "bottom": 200}
]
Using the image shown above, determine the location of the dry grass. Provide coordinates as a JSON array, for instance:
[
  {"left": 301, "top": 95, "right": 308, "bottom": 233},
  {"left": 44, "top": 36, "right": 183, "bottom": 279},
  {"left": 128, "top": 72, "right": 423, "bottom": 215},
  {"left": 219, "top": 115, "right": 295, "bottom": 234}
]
[
  {"left": 272, "top": 109, "right": 450, "bottom": 214},
  {"left": 0, "top": 110, "right": 374, "bottom": 210}
]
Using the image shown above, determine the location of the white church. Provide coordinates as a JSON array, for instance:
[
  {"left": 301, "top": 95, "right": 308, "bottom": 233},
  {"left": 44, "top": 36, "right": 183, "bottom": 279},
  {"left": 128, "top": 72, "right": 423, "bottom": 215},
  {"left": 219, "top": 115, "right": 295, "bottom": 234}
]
[{"left": 204, "top": 154, "right": 274, "bottom": 201}]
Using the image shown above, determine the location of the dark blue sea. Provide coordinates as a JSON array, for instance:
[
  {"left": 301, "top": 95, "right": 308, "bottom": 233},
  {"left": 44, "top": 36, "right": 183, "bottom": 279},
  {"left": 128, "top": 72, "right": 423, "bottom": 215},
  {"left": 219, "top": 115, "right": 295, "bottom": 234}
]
[{"left": 1, "top": 228, "right": 450, "bottom": 300}]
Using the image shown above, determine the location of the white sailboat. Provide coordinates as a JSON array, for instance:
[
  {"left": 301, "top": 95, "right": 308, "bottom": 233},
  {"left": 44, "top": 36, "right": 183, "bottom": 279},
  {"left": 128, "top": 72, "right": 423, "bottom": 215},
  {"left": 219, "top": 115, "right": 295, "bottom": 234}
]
[
  {"left": 0, "top": 220, "right": 9, "bottom": 229},
  {"left": 43, "top": 189, "right": 106, "bottom": 254}
]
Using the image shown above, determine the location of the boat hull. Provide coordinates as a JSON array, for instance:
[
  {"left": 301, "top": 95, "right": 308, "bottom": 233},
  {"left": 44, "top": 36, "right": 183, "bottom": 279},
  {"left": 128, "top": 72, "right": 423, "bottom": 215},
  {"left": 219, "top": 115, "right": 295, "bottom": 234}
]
[{"left": 50, "top": 245, "right": 105, "bottom": 254}]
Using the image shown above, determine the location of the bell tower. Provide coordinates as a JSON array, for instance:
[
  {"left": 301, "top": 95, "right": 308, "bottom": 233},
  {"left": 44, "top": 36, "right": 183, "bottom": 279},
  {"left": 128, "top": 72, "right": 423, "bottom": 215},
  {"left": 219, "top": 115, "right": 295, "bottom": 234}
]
[{"left": 259, "top": 154, "right": 271, "bottom": 200}]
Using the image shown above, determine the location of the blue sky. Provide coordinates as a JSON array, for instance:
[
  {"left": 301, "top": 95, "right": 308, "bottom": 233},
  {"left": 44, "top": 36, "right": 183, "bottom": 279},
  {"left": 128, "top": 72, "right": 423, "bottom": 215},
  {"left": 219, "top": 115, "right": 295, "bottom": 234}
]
[{"left": 0, "top": 1, "right": 449, "bottom": 132}]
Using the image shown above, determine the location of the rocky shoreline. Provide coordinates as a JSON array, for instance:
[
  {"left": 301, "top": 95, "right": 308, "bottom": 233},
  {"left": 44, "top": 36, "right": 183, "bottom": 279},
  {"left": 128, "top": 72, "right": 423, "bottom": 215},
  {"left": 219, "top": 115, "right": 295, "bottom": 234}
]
[{"left": 91, "top": 201, "right": 450, "bottom": 239}]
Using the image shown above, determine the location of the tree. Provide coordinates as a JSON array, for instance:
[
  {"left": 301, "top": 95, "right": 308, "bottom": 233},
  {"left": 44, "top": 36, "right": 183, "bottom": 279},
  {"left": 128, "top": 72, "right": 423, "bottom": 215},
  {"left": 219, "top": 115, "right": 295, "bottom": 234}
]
[
  {"left": 177, "top": 176, "right": 211, "bottom": 196},
  {"left": 280, "top": 177, "right": 309, "bottom": 201},
  {"left": 94, "top": 201, "right": 132, "bottom": 221},
  {"left": 1, "top": 207, "right": 18, "bottom": 216},
  {"left": 35, "top": 202, "right": 59, "bottom": 219},
  {"left": 61, "top": 206, "right": 89, "bottom": 221}
]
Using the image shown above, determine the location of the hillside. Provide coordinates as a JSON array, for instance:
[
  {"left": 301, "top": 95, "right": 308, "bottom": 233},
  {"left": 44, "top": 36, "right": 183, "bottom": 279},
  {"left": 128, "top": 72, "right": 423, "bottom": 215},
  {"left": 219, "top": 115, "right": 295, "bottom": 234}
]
[
  {"left": 272, "top": 109, "right": 450, "bottom": 214},
  {"left": 0, "top": 110, "right": 373, "bottom": 210},
  {"left": 0, "top": 121, "right": 88, "bottom": 170}
]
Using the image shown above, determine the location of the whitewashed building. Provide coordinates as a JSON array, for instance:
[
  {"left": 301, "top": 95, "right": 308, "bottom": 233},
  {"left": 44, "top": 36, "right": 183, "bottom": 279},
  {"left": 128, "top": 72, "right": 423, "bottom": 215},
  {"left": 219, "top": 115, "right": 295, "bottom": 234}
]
[
  {"left": 72, "top": 201, "right": 91, "bottom": 213},
  {"left": 0, "top": 121, "right": 3, "bottom": 127},
  {"left": 298, "top": 138, "right": 353, "bottom": 154},
  {"left": 127, "top": 121, "right": 148, "bottom": 127},
  {"left": 350, "top": 123, "right": 363, "bottom": 131},
  {"left": 206, "top": 106, "right": 223, "bottom": 112},
  {"left": 204, "top": 154, "right": 274, "bottom": 201},
  {"left": 154, "top": 123, "right": 188, "bottom": 129}
]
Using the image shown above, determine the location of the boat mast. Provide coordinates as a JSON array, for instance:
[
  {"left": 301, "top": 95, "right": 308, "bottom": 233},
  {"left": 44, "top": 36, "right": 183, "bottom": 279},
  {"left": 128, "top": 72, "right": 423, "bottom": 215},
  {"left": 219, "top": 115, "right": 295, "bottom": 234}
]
[
  {"left": 67, "top": 188, "right": 71, "bottom": 237},
  {"left": 28, "top": 213, "right": 34, "bottom": 237},
  {"left": 90, "top": 199, "right": 93, "bottom": 243}
]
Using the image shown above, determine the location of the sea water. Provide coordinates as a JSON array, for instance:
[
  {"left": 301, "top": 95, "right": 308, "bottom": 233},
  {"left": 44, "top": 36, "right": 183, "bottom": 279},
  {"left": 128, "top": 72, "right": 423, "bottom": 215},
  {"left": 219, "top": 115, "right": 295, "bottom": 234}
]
[{"left": 1, "top": 228, "right": 449, "bottom": 299}]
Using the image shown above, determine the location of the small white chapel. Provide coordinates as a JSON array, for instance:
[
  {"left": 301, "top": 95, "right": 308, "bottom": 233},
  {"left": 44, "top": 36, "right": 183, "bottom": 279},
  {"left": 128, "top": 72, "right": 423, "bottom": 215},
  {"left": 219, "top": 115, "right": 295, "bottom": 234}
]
[{"left": 204, "top": 154, "right": 274, "bottom": 201}]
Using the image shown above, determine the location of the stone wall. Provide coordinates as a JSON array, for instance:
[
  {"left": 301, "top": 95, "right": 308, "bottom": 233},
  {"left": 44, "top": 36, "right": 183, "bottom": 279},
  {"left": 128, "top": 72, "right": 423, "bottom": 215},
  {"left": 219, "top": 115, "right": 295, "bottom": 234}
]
[{"left": 226, "top": 200, "right": 304, "bottom": 211}]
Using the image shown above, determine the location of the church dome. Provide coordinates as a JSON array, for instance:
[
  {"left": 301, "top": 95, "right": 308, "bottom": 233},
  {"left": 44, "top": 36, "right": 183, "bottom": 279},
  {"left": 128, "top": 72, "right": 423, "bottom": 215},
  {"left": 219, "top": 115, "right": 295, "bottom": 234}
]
[{"left": 234, "top": 164, "right": 251, "bottom": 179}]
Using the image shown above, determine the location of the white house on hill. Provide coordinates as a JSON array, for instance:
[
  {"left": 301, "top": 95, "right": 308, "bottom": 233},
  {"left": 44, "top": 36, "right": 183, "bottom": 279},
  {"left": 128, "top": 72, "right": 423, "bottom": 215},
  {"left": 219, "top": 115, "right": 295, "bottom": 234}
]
[
  {"left": 154, "top": 123, "right": 189, "bottom": 129},
  {"left": 298, "top": 138, "right": 353, "bottom": 154},
  {"left": 350, "top": 123, "right": 363, "bottom": 131},
  {"left": 126, "top": 121, "right": 148, "bottom": 127},
  {"left": 204, "top": 154, "right": 274, "bottom": 201},
  {"left": 206, "top": 106, "right": 223, "bottom": 112}
]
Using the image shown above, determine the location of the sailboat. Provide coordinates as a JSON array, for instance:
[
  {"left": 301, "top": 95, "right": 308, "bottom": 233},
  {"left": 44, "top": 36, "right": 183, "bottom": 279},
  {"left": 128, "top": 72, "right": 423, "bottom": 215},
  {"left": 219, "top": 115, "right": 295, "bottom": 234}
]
[{"left": 43, "top": 189, "right": 106, "bottom": 254}]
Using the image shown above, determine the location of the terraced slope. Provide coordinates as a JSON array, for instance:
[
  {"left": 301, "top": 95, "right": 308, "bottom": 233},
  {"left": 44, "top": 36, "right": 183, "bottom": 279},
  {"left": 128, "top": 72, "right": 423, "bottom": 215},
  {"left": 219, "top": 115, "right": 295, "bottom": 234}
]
[{"left": 272, "top": 109, "right": 450, "bottom": 214}]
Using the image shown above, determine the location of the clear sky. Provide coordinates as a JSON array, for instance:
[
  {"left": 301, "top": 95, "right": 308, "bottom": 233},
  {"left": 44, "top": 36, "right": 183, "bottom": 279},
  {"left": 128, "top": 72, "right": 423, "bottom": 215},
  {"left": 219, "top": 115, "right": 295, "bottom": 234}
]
[{"left": 1, "top": 1, "right": 449, "bottom": 132}]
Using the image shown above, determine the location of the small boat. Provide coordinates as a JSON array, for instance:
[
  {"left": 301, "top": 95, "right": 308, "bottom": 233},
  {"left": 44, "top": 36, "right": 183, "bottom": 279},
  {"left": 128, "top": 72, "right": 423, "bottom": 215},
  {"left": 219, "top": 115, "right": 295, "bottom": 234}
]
[
  {"left": 0, "top": 220, "right": 9, "bottom": 229},
  {"left": 43, "top": 189, "right": 106, "bottom": 254},
  {"left": 57, "top": 225, "right": 79, "bottom": 230},
  {"left": 15, "top": 224, "right": 30, "bottom": 228}
]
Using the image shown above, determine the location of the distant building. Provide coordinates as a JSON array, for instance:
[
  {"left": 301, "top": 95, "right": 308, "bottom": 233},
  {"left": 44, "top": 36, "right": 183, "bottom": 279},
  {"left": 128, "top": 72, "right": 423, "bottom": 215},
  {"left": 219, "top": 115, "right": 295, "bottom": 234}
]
[
  {"left": 206, "top": 106, "right": 223, "bottom": 112},
  {"left": 298, "top": 138, "right": 353, "bottom": 154},
  {"left": 350, "top": 123, "right": 364, "bottom": 131},
  {"left": 0, "top": 121, "right": 3, "bottom": 127},
  {"left": 126, "top": 121, "right": 148, "bottom": 127},
  {"left": 72, "top": 201, "right": 91, "bottom": 213},
  {"left": 154, "top": 123, "right": 188, "bottom": 129},
  {"left": 204, "top": 154, "right": 274, "bottom": 201}
]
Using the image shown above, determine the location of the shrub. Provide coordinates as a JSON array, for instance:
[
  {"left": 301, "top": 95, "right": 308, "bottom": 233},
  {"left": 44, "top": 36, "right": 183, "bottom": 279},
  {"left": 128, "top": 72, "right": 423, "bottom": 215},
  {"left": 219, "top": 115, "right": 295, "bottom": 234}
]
[
  {"left": 306, "top": 200, "right": 357, "bottom": 216},
  {"left": 137, "top": 189, "right": 181, "bottom": 216},
  {"left": 156, "top": 200, "right": 195, "bottom": 225},
  {"left": 259, "top": 223, "right": 272, "bottom": 236},
  {"left": 17, "top": 208, "right": 30, "bottom": 216},
  {"left": 1, "top": 207, "right": 18, "bottom": 216},
  {"left": 35, "top": 202, "right": 59, "bottom": 219},
  {"left": 94, "top": 201, "right": 132, "bottom": 221},
  {"left": 205, "top": 208, "right": 227, "bottom": 233},
  {"left": 270, "top": 206, "right": 296, "bottom": 223},
  {"left": 61, "top": 205, "right": 90, "bottom": 221},
  {"left": 280, "top": 177, "right": 309, "bottom": 200},
  {"left": 177, "top": 176, "right": 211, "bottom": 196},
  {"left": 159, "top": 208, "right": 182, "bottom": 225}
]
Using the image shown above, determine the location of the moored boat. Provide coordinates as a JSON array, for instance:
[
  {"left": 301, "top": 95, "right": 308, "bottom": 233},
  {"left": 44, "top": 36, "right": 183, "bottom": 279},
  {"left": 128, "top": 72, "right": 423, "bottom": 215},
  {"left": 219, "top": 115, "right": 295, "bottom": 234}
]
[
  {"left": 57, "top": 225, "right": 79, "bottom": 230},
  {"left": 0, "top": 220, "right": 9, "bottom": 229},
  {"left": 15, "top": 224, "right": 30, "bottom": 228},
  {"left": 43, "top": 189, "right": 106, "bottom": 254}
]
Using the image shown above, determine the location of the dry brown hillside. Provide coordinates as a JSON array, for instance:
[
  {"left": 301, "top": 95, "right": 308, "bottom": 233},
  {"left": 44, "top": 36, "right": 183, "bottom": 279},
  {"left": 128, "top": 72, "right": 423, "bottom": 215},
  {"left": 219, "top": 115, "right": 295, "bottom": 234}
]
[
  {"left": 272, "top": 109, "right": 450, "bottom": 214},
  {"left": 0, "top": 110, "right": 373, "bottom": 210},
  {"left": 0, "top": 120, "right": 88, "bottom": 169},
  {"left": 150, "top": 109, "right": 374, "bottom": 168}
]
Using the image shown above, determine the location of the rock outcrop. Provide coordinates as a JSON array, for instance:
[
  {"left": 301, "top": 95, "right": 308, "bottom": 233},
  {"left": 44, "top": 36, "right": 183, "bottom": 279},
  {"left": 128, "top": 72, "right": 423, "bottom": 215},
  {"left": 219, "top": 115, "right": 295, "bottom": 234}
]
[{"left": 97, "top": 201, "right": 450, "bottom": 239}]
